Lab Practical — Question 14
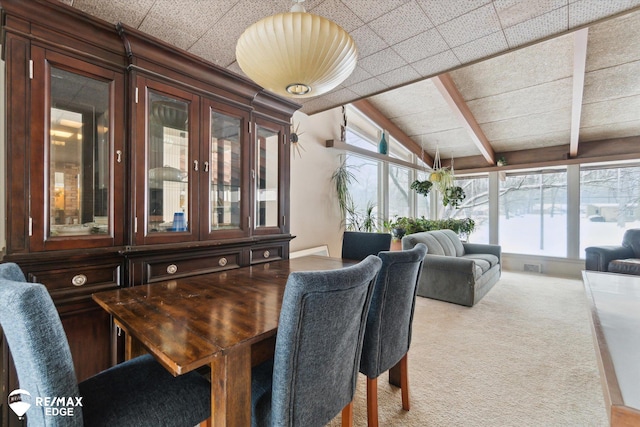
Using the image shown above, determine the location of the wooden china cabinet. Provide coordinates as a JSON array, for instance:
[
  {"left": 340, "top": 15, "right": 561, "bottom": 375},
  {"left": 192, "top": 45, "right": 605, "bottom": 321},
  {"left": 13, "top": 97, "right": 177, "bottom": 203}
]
[{"left": 0, "top": 1, "right": 298, "bottom": 425}]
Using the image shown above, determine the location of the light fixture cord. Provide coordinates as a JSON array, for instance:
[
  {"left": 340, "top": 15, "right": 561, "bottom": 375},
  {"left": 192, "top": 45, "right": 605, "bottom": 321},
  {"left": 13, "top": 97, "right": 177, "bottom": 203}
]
[{"left": 290, "top": 0, "right": 306, "bottom": 12}]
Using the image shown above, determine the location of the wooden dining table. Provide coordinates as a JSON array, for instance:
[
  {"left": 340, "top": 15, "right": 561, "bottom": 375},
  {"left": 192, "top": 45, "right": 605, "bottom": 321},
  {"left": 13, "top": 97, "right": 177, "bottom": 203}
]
[{"left": 92, "top": 255, "right": 356, "bottom": 427}]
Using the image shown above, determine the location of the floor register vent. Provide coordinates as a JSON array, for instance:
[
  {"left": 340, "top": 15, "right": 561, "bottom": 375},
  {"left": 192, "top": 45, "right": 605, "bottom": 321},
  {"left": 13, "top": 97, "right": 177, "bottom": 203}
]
[{"left": 523, "top": 263, "right": 542, "bottom": 273}]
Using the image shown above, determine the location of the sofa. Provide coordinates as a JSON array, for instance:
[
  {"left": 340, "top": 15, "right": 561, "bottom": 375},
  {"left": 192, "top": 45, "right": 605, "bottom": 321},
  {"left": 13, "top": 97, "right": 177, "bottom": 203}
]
[
  {"left": 585, "top": 228, "right": 640, "bottom": 275},
  {"left": 402, "top": 229, "right": 501, "bottom": 307}
]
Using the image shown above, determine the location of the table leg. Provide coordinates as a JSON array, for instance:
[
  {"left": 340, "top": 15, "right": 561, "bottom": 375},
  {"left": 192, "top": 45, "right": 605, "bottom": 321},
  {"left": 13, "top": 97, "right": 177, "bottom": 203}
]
[{"left": 210, "top": 345, "right": 252, "bottom": 427}]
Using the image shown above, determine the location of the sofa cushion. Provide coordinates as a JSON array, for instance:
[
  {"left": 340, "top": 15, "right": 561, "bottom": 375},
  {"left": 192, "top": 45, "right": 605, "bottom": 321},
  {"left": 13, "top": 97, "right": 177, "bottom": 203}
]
[
  {"left": 406, "top": 229, "right": 464, "bottom": 257},
  {"left": 462, "top": 253, "right": 500, "bottom": 269},
  {"left": 461, "top": 255, "right": 491, "bottom": 274},
  {"left": 608, "top": 258, "right": 640, "bottom": 275},
  {"left": 622, "top": 229, "right": 640, "bottom": 258}
]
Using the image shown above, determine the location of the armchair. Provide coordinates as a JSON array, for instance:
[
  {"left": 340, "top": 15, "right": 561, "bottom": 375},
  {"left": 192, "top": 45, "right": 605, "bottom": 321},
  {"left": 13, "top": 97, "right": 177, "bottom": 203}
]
[{"left": 585, "top": 228, "right": 640, "bottom": 275}]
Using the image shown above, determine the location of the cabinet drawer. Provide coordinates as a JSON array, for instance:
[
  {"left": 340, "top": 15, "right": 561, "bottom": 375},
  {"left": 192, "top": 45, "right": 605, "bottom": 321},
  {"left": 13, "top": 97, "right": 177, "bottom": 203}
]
[
  {"left": 145, "top": 252, "right": 240, "bottom": 282},
  {"left": 250, "top": 245, "right": 283, "bottom": 264},
  {"left": 29, "top": 264, "right": 121, "bottom": 303}
]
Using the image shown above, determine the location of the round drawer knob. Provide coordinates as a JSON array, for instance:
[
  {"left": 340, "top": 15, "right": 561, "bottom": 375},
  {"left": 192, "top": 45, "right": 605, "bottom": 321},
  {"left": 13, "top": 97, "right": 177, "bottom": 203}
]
[
  {"left": 263, "top": 250, "right": 270, "bottom": 259},
  {"left": 166, "top": 264, "right": 178, "bottom": 274},
  {"left": 71, "top": 274, "right": 87, "bottom": 287},
  {"left": 218, "top": 257, "right": 228, "bottom": 267}
]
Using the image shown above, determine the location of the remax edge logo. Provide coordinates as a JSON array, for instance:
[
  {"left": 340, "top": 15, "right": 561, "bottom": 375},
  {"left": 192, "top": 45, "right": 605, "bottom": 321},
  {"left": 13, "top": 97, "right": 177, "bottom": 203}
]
[{"left": 8, "top": 388, "right": 83, "bottom": 419}]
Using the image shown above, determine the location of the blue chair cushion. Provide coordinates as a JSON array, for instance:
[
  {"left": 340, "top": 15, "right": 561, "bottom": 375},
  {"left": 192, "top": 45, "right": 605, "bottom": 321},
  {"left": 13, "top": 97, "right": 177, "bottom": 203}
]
[{"left": 79, "top": 354, "right": 211, "bottom": 427}]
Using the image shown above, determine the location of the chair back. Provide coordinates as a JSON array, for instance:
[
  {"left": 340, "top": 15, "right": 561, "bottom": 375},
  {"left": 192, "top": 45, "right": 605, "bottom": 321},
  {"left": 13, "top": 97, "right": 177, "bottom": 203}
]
[
  {"left": 341, "top": 231, "right": 391, "bottom": 260},
  {"left": 0, "top": 263, "right": 83, "bottom": 427},
  {"left": 271, "top": 255, "right": 382, "bottom": 426},
  {"left": 359, "top": 244, "right": 427, "bottom": 378}
]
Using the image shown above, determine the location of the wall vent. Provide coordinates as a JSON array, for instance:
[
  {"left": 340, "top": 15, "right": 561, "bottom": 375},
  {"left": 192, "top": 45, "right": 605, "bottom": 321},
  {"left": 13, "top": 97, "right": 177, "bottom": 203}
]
[{"left": 523, "top": 263, "right": 542, "bottom": 273}]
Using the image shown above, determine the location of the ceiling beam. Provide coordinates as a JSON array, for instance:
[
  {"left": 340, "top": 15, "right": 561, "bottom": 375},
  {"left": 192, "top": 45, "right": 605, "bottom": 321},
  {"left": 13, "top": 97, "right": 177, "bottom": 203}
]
[
  {"left": 351, "top": 99, "right": 433, "bottom": 165},
  {"left": 432, "top": 73, "right": 496, "bottom": 165},
  {"left": 570, "top": 28, "right": 589, "bottom": 158}
]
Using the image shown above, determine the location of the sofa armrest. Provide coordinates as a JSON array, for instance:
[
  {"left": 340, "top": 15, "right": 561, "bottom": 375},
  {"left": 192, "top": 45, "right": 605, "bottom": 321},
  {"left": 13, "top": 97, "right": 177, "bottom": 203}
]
[
  {"left": 463, "top": 243, "right": 501, "bottom": 260},
  {"left": 423, "top": 254, "right": 476, "bottom": 276},
  {"left": 585, "top": 245, "right": 635, "bottom": 271}
]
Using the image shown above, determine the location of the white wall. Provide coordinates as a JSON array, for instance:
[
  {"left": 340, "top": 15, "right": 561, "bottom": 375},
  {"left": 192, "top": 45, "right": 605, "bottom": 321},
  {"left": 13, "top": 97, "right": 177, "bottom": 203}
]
[{"left": 289, "top": 108, "right": 344, "bottom": 257}]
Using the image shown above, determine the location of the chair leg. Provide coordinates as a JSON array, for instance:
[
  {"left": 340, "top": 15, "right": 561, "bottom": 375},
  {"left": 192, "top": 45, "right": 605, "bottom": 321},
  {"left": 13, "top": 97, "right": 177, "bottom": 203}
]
[
  {"left": 199, "top": 419, "right": 211, "bottom": 427},
  {"left": 366, "top": 376, "right": 379, "bottom": 427},
  {"left": 341, "top": 401, "right": 354, "bottom": 427},
  {"left": 400, "top": 353, "right": 410, "bottom": 410}
]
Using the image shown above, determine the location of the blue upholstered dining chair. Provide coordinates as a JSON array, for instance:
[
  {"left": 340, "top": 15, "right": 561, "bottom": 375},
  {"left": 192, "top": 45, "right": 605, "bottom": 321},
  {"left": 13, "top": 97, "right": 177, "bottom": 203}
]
[
  {"left": 359, "top": 243, "right": 428, "bottom": 427},
  {"left": 0, "top": 262, "right": 211, "bottom": 427},
  {"left": 341, "top": 231, "right": 392, "bottom": 261},
  {"left": 251, "top": 255, "right": 383, "bottom": 427}
]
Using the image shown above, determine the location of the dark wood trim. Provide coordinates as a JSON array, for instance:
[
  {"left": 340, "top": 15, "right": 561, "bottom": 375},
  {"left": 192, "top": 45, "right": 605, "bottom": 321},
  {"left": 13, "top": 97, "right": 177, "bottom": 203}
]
[
  {"left": 450, "top": 136, "right": 640, "bottom": 175},
  {"left": 433, "top": 73, "right": 495, "bottom": 166}
]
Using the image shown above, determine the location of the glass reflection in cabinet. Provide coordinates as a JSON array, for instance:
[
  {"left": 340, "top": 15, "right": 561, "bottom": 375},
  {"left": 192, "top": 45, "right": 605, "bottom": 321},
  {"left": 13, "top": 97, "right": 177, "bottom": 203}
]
[
  {"left": 148, "top": 92, "right": 189, "bottom": 233},
  {"left": 256, "top": 125, "right": 279, "bottom": 228},
  {"left": 210, "top": 111, "right": 241, "bottom": 231},
  {"left": 49, "top": 67, "right": 110, "bottom": 237}
]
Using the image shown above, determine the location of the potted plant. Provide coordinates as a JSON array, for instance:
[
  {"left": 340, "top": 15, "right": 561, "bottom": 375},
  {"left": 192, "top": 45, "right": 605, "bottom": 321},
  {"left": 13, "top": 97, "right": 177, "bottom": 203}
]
[
  {"left": 410, "top": 179, "right": 433, "bottom": 197},
  {"left": 443, "top": 186, "right": 466, "bottom": 208}
]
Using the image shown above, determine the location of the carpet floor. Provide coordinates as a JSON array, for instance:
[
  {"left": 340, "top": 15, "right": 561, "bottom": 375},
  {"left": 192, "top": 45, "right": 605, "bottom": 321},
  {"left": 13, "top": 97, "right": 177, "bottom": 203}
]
[{"left": 328, "top": 271, "right": 609, "bottom": 426}]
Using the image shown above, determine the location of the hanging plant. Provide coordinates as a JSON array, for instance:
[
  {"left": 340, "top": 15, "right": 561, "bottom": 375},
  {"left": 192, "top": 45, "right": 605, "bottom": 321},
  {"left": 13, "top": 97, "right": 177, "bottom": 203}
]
[
  {"left": 410, "top": 179, "right": 433, "bottom": 197},
  {"left": 442, "top": 186, "right": 466, "bottom": 209}
]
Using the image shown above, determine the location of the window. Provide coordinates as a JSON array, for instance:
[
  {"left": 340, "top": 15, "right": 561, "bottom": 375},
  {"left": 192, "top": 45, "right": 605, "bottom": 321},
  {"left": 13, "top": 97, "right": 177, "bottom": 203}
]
[
  {"left": 345, "top": 154, "right": 381, "bottom": 231},
  {"left": 389, "top": 164, "right": 411, "bottom": 219},
  {"left": 499, "top": 170, "right": 567, "bottom": 256},
  {"left": 450, "top": 176, "right": 490, "bottom": 243},
  {"left": 580, "top": 164, "right": 640, "bottom": 256}
]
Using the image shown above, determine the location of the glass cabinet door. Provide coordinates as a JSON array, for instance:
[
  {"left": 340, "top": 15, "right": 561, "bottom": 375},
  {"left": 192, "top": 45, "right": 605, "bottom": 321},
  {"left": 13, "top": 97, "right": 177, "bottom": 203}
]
[
  {"left": 147, "top": 91, "right": 190, "bottom": 234},
  {"left": 49, "top": 67, "right": 111, "bottom": 238},
  {"left": 30, "top": 47, "right": 125, "bottom": 251},
  {"left": 255, "top": 123, "right": 281, "bottom": 230},
  {"left": 207, "top": 106, "right": 247, "bottom": 237}
]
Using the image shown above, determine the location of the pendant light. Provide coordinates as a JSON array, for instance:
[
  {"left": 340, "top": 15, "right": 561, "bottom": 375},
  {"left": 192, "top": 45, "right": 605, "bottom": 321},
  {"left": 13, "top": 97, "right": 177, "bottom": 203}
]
[{"left": 236, "top": 0, "right": 357, "bottom": 98}]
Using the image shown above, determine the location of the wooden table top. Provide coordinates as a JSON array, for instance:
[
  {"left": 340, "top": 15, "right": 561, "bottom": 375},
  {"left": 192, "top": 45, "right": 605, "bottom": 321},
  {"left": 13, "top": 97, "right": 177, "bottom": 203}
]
[
  {"left": 92, "top": 255, "right": 355, "bottom": 376},
  {"left": 582, "top": 271, "right": 640, "bottom": 425}
]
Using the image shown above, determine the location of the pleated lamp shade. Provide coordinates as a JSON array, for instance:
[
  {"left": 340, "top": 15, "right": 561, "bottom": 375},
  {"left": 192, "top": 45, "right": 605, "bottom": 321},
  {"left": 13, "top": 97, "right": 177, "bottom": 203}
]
[{"left": 236, "top": 11, "right": 357, "bottom": 98}]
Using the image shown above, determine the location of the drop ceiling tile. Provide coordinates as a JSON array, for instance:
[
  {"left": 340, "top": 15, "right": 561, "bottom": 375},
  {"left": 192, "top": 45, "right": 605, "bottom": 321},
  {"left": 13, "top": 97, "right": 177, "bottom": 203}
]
[
  {"left": 350, "top": 25, "right": 389, "bottom": 59},
  {"left": 504, "top": 6, "right": 568, "bottom": 48},
  {"left": 494, "top": 0, "right": 568, "bottom": 28},
  {"left": 569, "top": 0, "right": 640, "bottom": 28},
  {"left": 377, "top": 65, "right": 421, "bottom": 87},
  {"left": 340, "top": 66, "right": 373, "bottom": 87},
  {"left": 299, "top": 96, "right": 338, "bottom": 115},
  {"left": 189, "top": 34, "right": 237, "bottom": 68},
  {"left": 411, "top": 50, "right": 462, "bottom": 78},
  {"left": 309, "top": 0, "right": 364, "bottom": 32},
  {"left": 72, "top": 0, "right": 155, "bottom": 27},
  {"left": 138, "top": 15, "right": 199, "bottom": 51},
  {"left": 145, "top": 1, "right": 230, "bottom": 36},
  {"left": 319, "top": 87, "right": 360, "bottom": 106},
  {"left": 342, "top": 0, "right": 412, "bottom": 24},
  {"left": 452, "top": 31, "right": 509, "bottom": 63},
  {"left": 348, "top": 78, "right": 389, "bottom": 97},
  {"left": 358, "top": 48, "right": 408, "bottom": 76},
  {"left": 586, "top": 9, "right": 640, "bottom": 72},
  {"left": 368, "top": 1, "right": 434, "bottom": 45},
  {"left": 58, "top": 0, "right": 73, "bottom": 5},
  {"left": 437, "top": 4, "right": 502, "bottom": 48},
  {"left": 368, "top": 80, "right": 435, "bottom": 118},
  {"left": 391, "top": 28, "right": 449, "bottom": 63},
  {"left": 417, "top": 0, "right": 492, "bottom": 26},
  {"left": 225, "top": 61, "right": 245, "bottom": 77}
]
